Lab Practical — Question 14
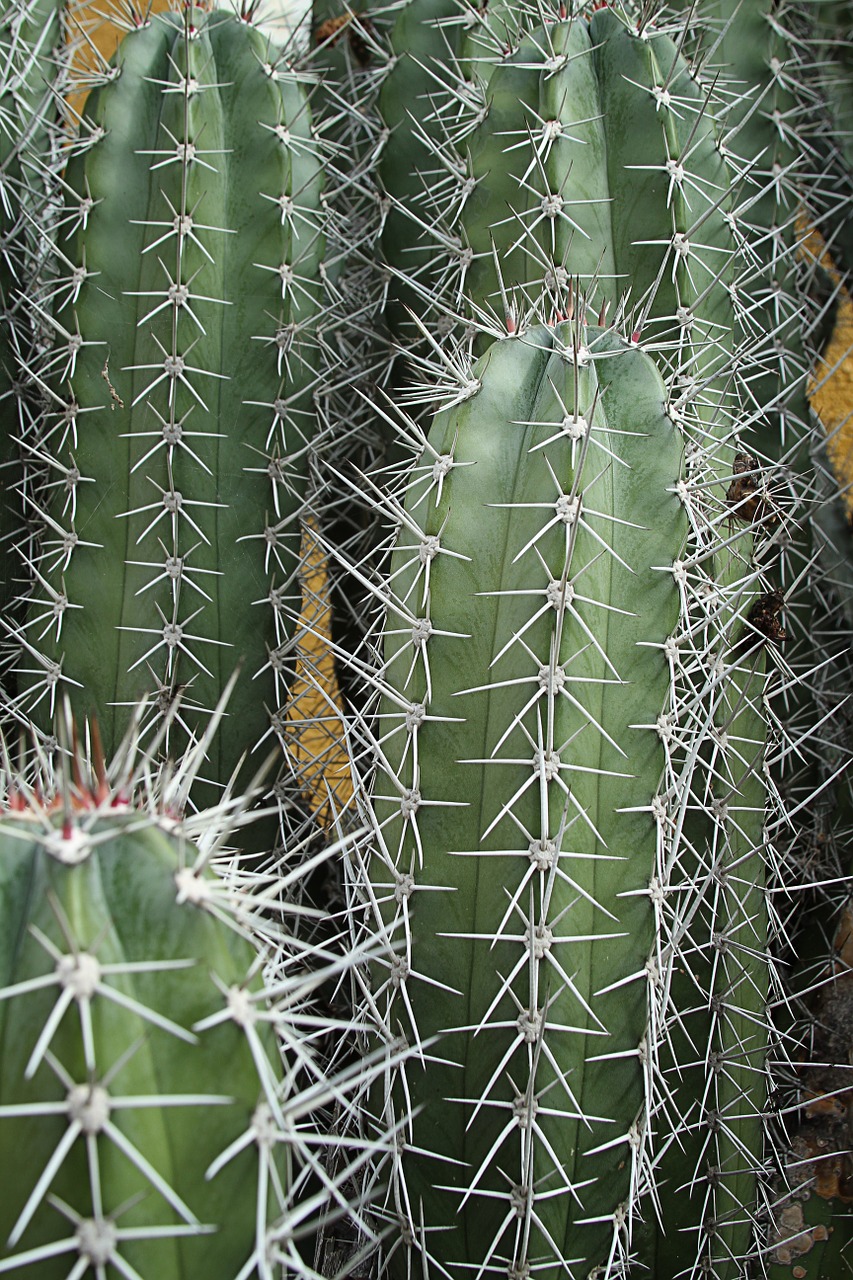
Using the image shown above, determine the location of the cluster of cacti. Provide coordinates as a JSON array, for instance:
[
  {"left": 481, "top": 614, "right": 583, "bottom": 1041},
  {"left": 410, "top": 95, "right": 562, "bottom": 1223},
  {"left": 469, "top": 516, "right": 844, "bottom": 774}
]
[
  {"left": 1, "top": 0, "right": 853, "bottom": 1276},
  {"left": 0, "top": 4, "right": 382, "bottom": 1277},
  {"left": 317, "top": 0, "right": 853, "bottom": 1275}
]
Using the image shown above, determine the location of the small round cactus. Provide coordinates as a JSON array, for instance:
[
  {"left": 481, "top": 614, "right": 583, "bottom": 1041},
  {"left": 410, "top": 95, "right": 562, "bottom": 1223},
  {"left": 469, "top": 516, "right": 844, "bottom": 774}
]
[
  {"left": 0, "top": 724, "right": 288, "bottom": 1278},
  {"left": 0, "top": 680, "right": 393, "bottom": 1278}
]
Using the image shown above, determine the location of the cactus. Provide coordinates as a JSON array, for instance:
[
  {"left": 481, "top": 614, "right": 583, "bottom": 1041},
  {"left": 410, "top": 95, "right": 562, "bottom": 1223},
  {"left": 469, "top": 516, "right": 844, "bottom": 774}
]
[
  {"left": 318, "top": 11, "right": 812, "bottom": 1270},
  {"left": 10, "top": 4, "right": 332, "bottom": 812},
  {"left": 3, "top": 0, "right": 853, "bottom": 1274},
  {"left": 662, "top": 0, "right": 834, "bottom": 785},
  {"left": 665, "top": 16, "right": 853, "bottom": 1273},
  {"left": 374, "top": 1, "right": 754, "bottom": 501},
  {"left": 0, "top": 701, "right": 290, "bottom": 1277},
  {"left": 0, "top": 0, "right": 67, "bottom": 635},
  {"left": 374, "top": 0, "right": 484, "bottom": 337},
  {"left": 325, "top": 13, "right": 853, "bottom": 1270},
  {"left": 663, "top": 0, "right": 815, "bottom": 426},
  {"left": 765, "top": 903, "right": 853, "bottom": 1280},
  {"left": 344, "top": 312, "right": 778, "bottom": 1278},
  {"left": 0, "top": 814, "right": 282, "bottom": 1277},
  {"left": 804, "top": 0, "right": 853, "bottom": 280}
]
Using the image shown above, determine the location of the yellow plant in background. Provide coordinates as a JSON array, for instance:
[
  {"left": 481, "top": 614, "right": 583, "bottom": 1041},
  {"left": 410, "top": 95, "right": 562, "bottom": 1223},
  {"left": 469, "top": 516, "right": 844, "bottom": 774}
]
[{"left": 283, "top": 519, "right": 354, "bottom": 825}]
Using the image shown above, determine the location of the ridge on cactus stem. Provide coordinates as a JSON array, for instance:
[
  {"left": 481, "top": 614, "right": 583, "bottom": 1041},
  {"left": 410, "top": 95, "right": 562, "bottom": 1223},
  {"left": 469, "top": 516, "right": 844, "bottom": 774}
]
[
  {"left": 9, "top": 2, "right": 337, "bottom": 817},
  {"left": 342, "top": 307, "right": 784, "bottom": 1279}
]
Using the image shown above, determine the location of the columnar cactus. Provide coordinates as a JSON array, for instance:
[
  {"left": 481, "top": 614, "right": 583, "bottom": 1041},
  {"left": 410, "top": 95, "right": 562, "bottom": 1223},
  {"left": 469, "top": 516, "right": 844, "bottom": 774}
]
[
  {"left": 11, "top": 4, "right": 332, "bottom": 810},
  {"left": 665, "top": 12, "right": 853, "bottom": 1271},
  {"left": 374, "top": 0, "right": 486, "bottom": 334},
  {"left": 315, "top": 8, "right": 820, "bottom": 1271},
  {"left": 372, "top": 0, "right": 770, "bottom": 618},
  {"left": 0, "top": 0, "right": 67, "bottom": 631},
  {"left": 349, "top": 314, "right": 777, "bottom": 1278},
  {"left": 3, "top": 0, "right": 853, "bottom": 1275},
  {"left": 663, "top": 0, "right": 821, "bottom": 690}
]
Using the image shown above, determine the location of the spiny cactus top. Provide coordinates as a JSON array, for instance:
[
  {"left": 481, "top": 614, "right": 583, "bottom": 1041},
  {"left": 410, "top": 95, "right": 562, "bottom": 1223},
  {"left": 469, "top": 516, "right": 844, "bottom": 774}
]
[
  {"left": 14, "top": 5, "right": 332, "bottom": 804},
  {"left": 350, "top": 315, "right": 776, "bottom": 1279},
  {"left": 377, "top": 7, "right": 739, "bottom": 366}
]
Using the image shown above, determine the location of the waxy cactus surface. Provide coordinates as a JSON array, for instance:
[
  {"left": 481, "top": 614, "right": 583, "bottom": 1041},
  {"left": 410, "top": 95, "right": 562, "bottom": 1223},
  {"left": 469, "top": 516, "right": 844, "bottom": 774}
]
[{"left": 2, "top": 0, "right": 853, "bottom": 1276}]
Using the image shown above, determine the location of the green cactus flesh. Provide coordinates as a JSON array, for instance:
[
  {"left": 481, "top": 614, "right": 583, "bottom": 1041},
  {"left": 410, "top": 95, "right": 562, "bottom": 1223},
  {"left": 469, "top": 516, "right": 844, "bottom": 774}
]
[
  {"left": 375, "top": 0, "right": 525, "bottom": 317},
  {"left": 377, "top": 0, "right": 468, "bottom": 303},
  {"left": 16, "top": 6, "right": 328, "bottom": 797},
  {"left": 0, "top": 803, "right": 284, "bottom": 1279},
  {"left": 357, "top": 318, "right": 772, "bottom": 1278}
]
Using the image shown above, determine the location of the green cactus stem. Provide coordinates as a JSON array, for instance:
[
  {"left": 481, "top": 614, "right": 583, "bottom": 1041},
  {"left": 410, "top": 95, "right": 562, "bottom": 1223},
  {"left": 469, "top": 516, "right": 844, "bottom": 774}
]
[
  {"left": 13, "top": 5, "right": 331, "bottom": 811},
  {"left": 805, "top": 0, "right": 853, "bottom": 279},
  {"left": 0, "top": 706, "right": 289, "bottom": 1278},
  {"left": 0, "top": 676, "right": 398, "bottom": 1278},
  {"left": 349, "top": 314, "right": 775, "bottom": 1279},
  {"left": 0, "top": 0, "right": 67, "bottom": 645}
]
